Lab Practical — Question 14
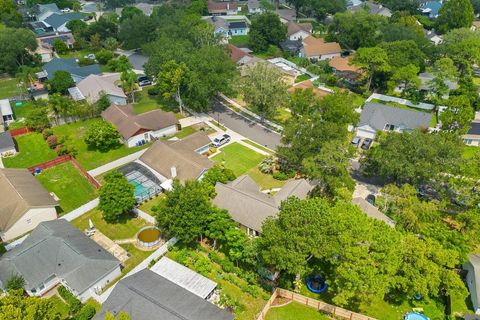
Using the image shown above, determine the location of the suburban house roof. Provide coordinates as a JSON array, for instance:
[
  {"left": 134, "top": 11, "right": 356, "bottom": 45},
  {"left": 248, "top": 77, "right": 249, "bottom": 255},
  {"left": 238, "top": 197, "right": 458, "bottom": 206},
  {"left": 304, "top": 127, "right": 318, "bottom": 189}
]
[
  {"left": 465, "top": 121, "right": 480, "bottom": 138},
  {"left": 95, "top": 269, "right": 233, "bottom": 320},
  {"left": 44, "top": 12, "right": 84, "bottom": 30},
  {"left": 101, "top": 104, "right": 178, "bottom": 140},
  {"left": 419, "top": 72, "right": 458, "bottom": 91},
  {"left": 35, "top": 3, "right": 60, "bottom": 21},
  {"left": 0, "top": 220, "right": 120, "bottom": 294},
  {"left": 76, "top": 74, "right": 126, "bottom": 104},
  {"left": 207, "top": 1, "right": 237, "bottom": 13},
  {"left": 0, "top": 99, "right": 12, "bottom": 118},
  {"left": 213, "top": 175, "right": 314, "bottom": 232},
  {"left": 151, "top": 257, "right": 217, "bottom": 299},
  {"left": 275, "top": 9, "right": 296, "bottom": 22},
  {"left": 248, "top": 0, "right": 260, "bottom": 11},
  {"left": 302, "top": 36, "right": 342, "bottom": 58},
  {"left": 229, "top": 21, "right": 247, "bottom": 29},
  {"left": 139, "top": 132, "right": 214, "bottom": 182},
  {"left": 350, "top": 1, "right": 392, "bottom": 17},
  {"left": 464, "top": 254, "right": 480, "bottom": 313},
  {"left": 352, "top": 197, "right": 396, "bottom": 227},
  {"left": 37, "top": 33, "right": 74, "bottom": 49},
  {"left": 358, "top": 102, "right": 432, "bottom": 132},
  {"left": 288, "top": 79, "right": 332, "bottom": 98},
  {"left": 0, "top": 131, "right": 15, "bottom": 150},
  {"left": 227, "top": 44, "right": 249, "bottom": 63},
  {"left": 287, "top": 21, "right": 312, "bottom": 37},
  {"left": 43, "top": 58, "right": 101, "bottom": 80},
  {"left": 329, "top": 56, "right": 360, "bottom": 73},
  {"left": 0, "top": 168, "right": 57, "bottom": 232},
  {"left": 280, "top": 39, "right": 303, "bottom": 54}
]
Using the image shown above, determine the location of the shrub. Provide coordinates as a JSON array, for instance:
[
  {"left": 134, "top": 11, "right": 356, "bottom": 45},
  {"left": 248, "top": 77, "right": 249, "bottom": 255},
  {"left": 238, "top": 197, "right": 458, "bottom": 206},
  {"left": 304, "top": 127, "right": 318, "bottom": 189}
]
[
  {"left": 95, "top": 49, "right": 114, "bottom": 64},
  {"left": 46, "top": 135, "right": 58, "bottom": 149},
  {"left": 0, "top": 243, "right": 5, "bottom": 254},
  {"left": 84, "top": 121, "right": 121, "bottom": 151},
  {"left": 147, "top": 86, "right": 160, "bottom": 96},
  {"left": 273, "top": 171, "right": 288, "bottom": 180},
  {"left": 294, "top": 74, "right": 311, "bottom": 83},
  {"left": 75, "top": 304, "right": 96, "bottom": 320},
  {"left": 42, "top": 128, "right": 53, "bottom": 139},
  {"left": 194, "top": 256, "right": 211, "bottom": 277},
  {"left": 258, "top": 156, "right": 276, "bottom": 174},
  {"left": 6, "top": 274, "right": 25, "bottom": 291},
  {"left": 58, "top": 285, "right": 82, "bottom": 315},
  {"left": 25, "top": 107, "right": 50, "bottom": 132},
  {"left": 326, "top": 74, "right": 337, "bottom": 86},
  {"left": 78, "top": 57, "right": 96, "bottom": 66},
  {"left": 219, "top": 258, "right": 235, "bottom": 273},
  {"left": 242, "top": 284, "right": 259, "bottom": 297}
]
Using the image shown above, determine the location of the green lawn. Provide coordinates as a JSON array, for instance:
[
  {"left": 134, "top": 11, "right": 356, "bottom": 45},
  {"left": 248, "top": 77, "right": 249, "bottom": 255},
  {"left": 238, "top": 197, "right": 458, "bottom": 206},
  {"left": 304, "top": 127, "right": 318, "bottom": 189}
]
[
  {"left": 265, "top": 302, "right": 329, "bottom": 320},
  {"left": 35, "top": 162, "right": 97, "bottom": 214},
  {"left": 228, "top": 35, "right": 249, "bottom": 46},
  {"left": 138, "top": 195, "right": 165, "bottom": 216},
  {"left": 241, "top": 139, "right": 275, "bottom": 154},
  {"left": 12, "top": 101, "right": 35, "bottom": 119},
  {"left": 174, "top": 126, "right": 197, "bottom": 139},
  {"left": 3, "top": 133, "right": 57, "bottom": 168},
  {"left": 71, "top": 208, "right": 151, "bottom": 240},
  {"left": 133, "top": 89, "right": 181, "bottom": 115},
  {"left": 49, "top": 296, "right": 70, "bottom": 319},
  {"left": 120, "top": 243, "right": 154, "bottom": 274},
  {"left": 0, "top": 78, "right": 24, "bottom": 99},
  {"left": 212, "top": 142, "right": 286, "bottom": 189},
  {"left": 463, "top": 146, "right": 480, "bottom": 159},
  {"left": 52, "top": 118, "right": 150, "bottom": 170}
]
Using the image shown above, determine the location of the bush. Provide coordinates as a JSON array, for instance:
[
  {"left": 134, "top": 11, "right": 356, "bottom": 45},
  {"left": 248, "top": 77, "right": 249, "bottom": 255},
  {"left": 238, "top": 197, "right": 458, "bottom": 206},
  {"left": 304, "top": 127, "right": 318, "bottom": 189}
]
[
  {"left": 194, "top": 256, "right": 211, "bottom": 277},
  {"left": 78, "top": 57, "right": 96, "bottom": 66},
  {"left": 6, "top": 274, "right": 25, "bottom": 291},
  {"left": 84, "top": 121, "right": 121, "bottom": 151},
  {"left": 58, "top": 285, "right": 82, "bottom": 315},
  {"left": 25, "top": 107, "right": 50, "bottom": 132},
  {"left": 95, "top": 49, "right": 114, "bottom": 64},
  {"left": 258, "top": 156, "right": 276, "bottom": 174},
  {"left": 326, "top": 74, "right": 337, "bottom": 86},
  {"left": 147, "top": 86, "right": 160, "bottom": 96},
  {"left": 46, "top": 135, "right": 58, "bottom": 149},
  {"left": 75, "top": 304, "right": 96, "bottom": 320},
  {"left": 294, "top": 74, "right": 311, "bottom": 83},
  {"left": 0, "top": 243, "right": 5, "bottom": 254},
  {"left": 273, "top": 170, "right": 295, "bottom": 180}
]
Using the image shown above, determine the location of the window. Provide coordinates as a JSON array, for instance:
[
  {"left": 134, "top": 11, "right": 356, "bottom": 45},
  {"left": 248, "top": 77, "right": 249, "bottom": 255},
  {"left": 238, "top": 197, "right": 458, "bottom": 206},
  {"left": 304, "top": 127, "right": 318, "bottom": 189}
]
[
  {"left": 464, "top": 139, "right": 473, "bottom": 145},
  {"left": 384, "top": 124, "right": 395, "bottom": 131}
]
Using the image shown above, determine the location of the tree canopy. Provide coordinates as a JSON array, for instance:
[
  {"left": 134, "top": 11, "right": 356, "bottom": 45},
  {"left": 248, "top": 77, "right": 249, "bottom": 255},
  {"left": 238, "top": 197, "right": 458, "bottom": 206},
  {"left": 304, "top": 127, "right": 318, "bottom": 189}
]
[
  {"left": 248, "top": 12, "right": 287, "bottom": 52},
  {"left": 99, "top": 171, "right": 135, "bottom": 222},
  {"left": 436, "top": 0, "right": 474, "bottom": 34}
]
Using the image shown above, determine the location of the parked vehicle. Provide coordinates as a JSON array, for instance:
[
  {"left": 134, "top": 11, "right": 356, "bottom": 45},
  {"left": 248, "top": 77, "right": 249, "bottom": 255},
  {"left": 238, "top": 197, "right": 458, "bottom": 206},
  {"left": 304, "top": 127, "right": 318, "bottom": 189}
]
[
  {"left": 138, "top": 76, "right": 152, "bottom": 87},
  {"left": 84, "top": 53, "right": 96, "bottom": 60},
  {"left": 211, "top": 134, "right": 231, "bottom": 147},
  {"left": 351, "top": 136, "right": 360, "bottom": 146},
  {"left": 361, "top": 138, "right": 373, "bottom": 150}
]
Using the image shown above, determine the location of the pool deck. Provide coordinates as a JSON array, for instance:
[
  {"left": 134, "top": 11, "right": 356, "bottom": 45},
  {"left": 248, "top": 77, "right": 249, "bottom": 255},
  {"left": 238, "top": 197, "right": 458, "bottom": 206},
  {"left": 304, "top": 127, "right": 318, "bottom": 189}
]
[{"left": 89, "top": 230, "right": 130, "bottom": 263}]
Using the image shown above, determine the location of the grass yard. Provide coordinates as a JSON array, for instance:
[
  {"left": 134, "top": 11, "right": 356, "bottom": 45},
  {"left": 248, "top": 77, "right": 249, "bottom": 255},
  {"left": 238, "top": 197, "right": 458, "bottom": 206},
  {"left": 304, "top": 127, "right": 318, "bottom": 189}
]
[
  {"left": 265, "top": 302, "right": 329, "bottom": 320},
  {"left": 228, "top": 35, "right": 249, "bottom": 46},
  {"left": 35, "top": 162, "right": 97, "bottom": 214},
  {"left": 71, "top": 208, "right": 151, "bottom": 240},
  {"left": 138, "top": 194, "right": 165, "bottom": 216},
  {"left": 463, "top": 146, "right": 480, "bottom": 159},
  {"left": 174, "top": 126, "right": 197, "bottom": 139},
  {"left": 212, "top": 142, "right": 286, "bottom": 189},
  {"left": 241, "top": 139, "right": 275, "bottom": 154},
  {"left": 49, "top": 296, "right": 70, "bottom": 319},
  {"left": 120, "top": 243, "right": 154, "bottom": 274},
  {"left": 52, "top": 119, "right": 150, "bottom": 170},
  {"left": 12, "top": 101, "right": 36, "bottom": 119},
  {"left": 133, "top": 89, "right": 181, "bottom": 116},
  {"left": 0, "top": 78, "right": 24, "bottom": 99},
  {"left": 3, "top": 133, "right": 57, "bottom": 168}
]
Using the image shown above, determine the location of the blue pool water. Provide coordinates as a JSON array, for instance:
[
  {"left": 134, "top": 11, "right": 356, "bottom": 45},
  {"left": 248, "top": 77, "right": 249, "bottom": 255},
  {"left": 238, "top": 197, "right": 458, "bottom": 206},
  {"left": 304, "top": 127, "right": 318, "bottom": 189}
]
[
  {"left": 130, "top": 180, "right": 149, "bottom": 198},
  {"left": 405, "top": 312, "right": 429, "bottom": 320}
]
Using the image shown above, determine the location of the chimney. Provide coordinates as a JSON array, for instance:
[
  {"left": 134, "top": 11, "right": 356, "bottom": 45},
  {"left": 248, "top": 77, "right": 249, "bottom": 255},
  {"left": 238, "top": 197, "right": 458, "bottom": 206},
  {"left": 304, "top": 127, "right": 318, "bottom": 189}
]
[
  {"left": 171, "top": 166, "right": 177, "bottom": 178},
  {"left": 227, "top": 3, "right": 230, "bottom": 10}
]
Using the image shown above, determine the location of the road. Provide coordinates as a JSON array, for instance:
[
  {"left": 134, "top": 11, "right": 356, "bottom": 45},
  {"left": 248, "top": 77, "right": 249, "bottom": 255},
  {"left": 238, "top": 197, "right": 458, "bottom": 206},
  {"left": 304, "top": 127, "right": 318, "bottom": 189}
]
[{"left": 208, "top": 100, "right": 282, "bottom": 150}]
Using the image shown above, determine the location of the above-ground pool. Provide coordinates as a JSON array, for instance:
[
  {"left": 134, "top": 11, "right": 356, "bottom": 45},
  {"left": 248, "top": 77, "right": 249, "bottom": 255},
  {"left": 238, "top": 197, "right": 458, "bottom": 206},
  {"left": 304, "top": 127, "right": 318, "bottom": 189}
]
[
  {"left": 404, "top": 312, "right": 430, "bottom": 320},
  {"left": 306, "top": 275, "right": 328, "bottom": 294},
  {"left": 136, "top": 226, "right": 162, "bottom": 249}
]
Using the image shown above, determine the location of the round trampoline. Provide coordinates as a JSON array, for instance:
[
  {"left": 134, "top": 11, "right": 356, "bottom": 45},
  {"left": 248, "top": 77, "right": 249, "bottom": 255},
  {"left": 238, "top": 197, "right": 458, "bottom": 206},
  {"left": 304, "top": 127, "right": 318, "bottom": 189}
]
[
  {"left": 404, "top": 312, "right": 429, "bottom": 320},
  {"left": 306, "top": 275, "right": 327, "bottom": 294}
]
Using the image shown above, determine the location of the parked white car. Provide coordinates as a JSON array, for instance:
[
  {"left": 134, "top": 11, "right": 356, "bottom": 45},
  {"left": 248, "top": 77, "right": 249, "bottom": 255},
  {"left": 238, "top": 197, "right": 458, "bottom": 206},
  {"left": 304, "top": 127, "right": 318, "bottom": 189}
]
[{"left": 211, "top": 134, "right": 231, "bottom": 147}]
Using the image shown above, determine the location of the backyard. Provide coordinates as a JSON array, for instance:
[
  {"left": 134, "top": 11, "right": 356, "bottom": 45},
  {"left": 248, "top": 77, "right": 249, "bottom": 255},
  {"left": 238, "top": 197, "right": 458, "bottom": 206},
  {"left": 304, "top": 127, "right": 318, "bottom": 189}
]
[
  {"left": 0, "top": 78, "right": 24, "bottom": 99},
  {"left": 2, "top": 133, "right": 57, "bottom": 168},
  {"left": 138, "top": 195, "right": 165, "bottom": 216},
  {"left": 229, "top": 35, "right": 249, "bottom": 47},
  {"left": 265, "top": 302, "right": 329, "bottom": 320},
  {"left": 212, "top": 142, "right": 286, "bottom": 189},
  {"left": 52, "top": 119, "right": 150, "bottom": 170},
  {"left": 133, "top": 88, "right": 182, "bottom": 116},
  {"left": 35, "top": 162, "right": 98, "bottom": 214},
  {"left": 12, "top": 101, "right": 35, "bottom": 119}
]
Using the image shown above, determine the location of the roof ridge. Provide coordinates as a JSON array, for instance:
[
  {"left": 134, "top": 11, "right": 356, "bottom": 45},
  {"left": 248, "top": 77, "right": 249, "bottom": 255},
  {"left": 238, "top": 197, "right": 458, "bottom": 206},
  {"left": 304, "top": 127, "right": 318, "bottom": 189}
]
[{"left": 220, "top": 183, "right": 277, "bottom": 209}]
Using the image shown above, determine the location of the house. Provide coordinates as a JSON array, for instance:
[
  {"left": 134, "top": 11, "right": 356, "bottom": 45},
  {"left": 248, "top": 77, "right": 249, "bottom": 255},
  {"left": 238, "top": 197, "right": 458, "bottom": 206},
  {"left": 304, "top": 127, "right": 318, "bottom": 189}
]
[
  {"left": 287, "top": 21, "right": 312, "bottom": 41},
  {"left": 228, "top": 20, "right": 249, "bottom": 36},
  {"left": 138, "top": 132, "right": 214, "bottom": 187},
  {"left": 40, "top": 58, "right": 101, "bottom": 83},
  {"left": 204, "top": 16, "right": 250, "bottom": 39},
  {"left": 33, "top": 3, "right": 60, "bottom": 21},
  {"left": 426, "top": 30, "right": 443, "bottom": 45},
  {"left": 349, "top": 1, "right": 392, "bottom": 17},
  {"left": 0, "top": 99, "right": 14, "bottom": 125},
  {"left": 464, "top": 254, "right": 480, "bottom": 314},
  {"left": 71, "top": 74, "right": 127, "bottom": 105},
  {"left": 207, "top": 1, "right": 238, "bottom": 15},
  {"left": 0, "top": 220, "right": 121, "bottom": 300},
  {"left": 329, "top": 56, "right": 363, "bottom": 85},
  {"left": 28, "top": 81, "right": 49, "bottom": 101},
  {"left": 95, "top": 269, "right": 233, "bottom": 320},
  {"left": 36, "top": 32, "right": 75, "bottom": 62},
  {"left": 213, "top": 175, "right": 314, "bottom": 236},
  {"left": 205, "top": 16, "right": 229, "bottom": 39},
  {"left": 27, "top": 21, "right": 54, "bottom": 35},
  {"left": 301, "top": 36, "right": 342, "bottom": 61},
  {"left": 101, "top": 104, "right": 179, "bottom": 147},
  {"left": 0, "top": 168, "right": 57, "bottom": 241},
  {"left": 419, "top": 72, "right": 458, "bottom": 98},
  {"left": 151, "top": 257, "right": 218, "bottom": 300},
  {"left": 276, "top": 9, "right": 296, "bottom": 23},
  {"left": 0, "top": 132, "right": 16, "bottom": 158},
  {"left": 288, "top": 79, "right": 332, "bottom": 98},
  {"left": 280, "top": 39, "right": 303, "bottom": 56},
  {"left": 419, "top": 0, "right": 443, "bottom": 19},
  {"left": 352, "top": 197, "right": 396, "bottom": 227},
  {"left": 463, "top": 112, "right": 480, "bottom": 147},
  {"left": 248, "top": 0, "right": 263, "bottom": 14},
  {"left": 227, "top": 44, "right": 253, "bottom": 65},
  {"left": 43, "top": 12, "right": 85, "bottom": 32},
  {"left": 356, "top": 102, "right": 432, "bottom": 139}
]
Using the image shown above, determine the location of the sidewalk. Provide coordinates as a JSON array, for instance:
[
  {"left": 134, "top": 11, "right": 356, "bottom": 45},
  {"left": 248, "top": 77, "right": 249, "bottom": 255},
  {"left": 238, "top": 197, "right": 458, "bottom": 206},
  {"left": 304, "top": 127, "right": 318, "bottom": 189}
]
[{"left": 88, "top": 149, "right": 147, "bottom": 177}]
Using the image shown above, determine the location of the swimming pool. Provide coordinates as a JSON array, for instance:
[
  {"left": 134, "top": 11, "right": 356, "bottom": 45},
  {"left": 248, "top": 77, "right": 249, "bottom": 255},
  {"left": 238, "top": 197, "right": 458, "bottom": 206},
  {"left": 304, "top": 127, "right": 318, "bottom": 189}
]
[
  {"left": 405, "top": 312, "right": 429, "bottom": 320},
  {"left": 118, "top": 162, "right": 163, "bottom": 202}
]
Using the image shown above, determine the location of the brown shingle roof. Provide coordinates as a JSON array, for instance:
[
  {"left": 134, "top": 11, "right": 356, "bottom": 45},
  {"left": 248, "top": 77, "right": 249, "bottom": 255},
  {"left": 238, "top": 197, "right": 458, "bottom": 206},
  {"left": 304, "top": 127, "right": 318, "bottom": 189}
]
[
  {"left": 302, "top": 36, "right": 341, "bottom": 58},
  {"left": 207, "top": 1, "right": 237, "bottom": 13},
  {"left": 287, "top": 21, "right": 312, "bottom": 37},
  {"left": 139, "top": 132, "right": 214, "bottom": 182},
  {"left": 329, "top": 56, "right": 360, "bottom": 72},
  {"left": 227, "top": 44, "right": 248, "bottom": 63},
  {"left": 0, "top": 168, "right": 57, "bottom": 231},
  {"left": 288, "top": 80, "right": 331, "bottom": 97},
  {"left": 101, "top": 104, "right": 179, "bottom": 140}
]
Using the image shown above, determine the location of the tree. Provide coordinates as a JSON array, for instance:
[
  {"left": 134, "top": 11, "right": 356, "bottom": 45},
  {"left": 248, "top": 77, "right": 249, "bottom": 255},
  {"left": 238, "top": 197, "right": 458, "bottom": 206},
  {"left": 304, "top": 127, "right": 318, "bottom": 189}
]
[
  {"left": 119, "top": 14, "right": 156, "bottom": 49},
  {"left": 99, "top": 171, "right": 135, "bottom": 222},
  {"left": 95, "top": 92, "right": 111, "bottom": 114},
  {"left": 49, "top": 94, "right": 75, "bottom": 124},
  {"left": 361, "top": 130, "right": 463, "bottom": 185},
  {"left": 303, "top": 0, "right": 347, "bottom": 20},
  {"left": 0, "top": 289, "right": 63, "bottom": 319},
  {"left": 441, "top": 28, "right": 480, "bottom": 75},
  {"left": 202, "top": 165, "right": 236, "bottom": 187},
  {"left": 204, "top": 208, "right": 232, "bottom": 249},
  {"left": 381, "top": 23, "right": 433, "bottom": 56},
  {"left": 6, "top": 274, "right": 25, "bottom": 291},
  {"left": 103, "top": 311, "right": 131, "bottom": 320},
  {"left": 224, "top": 227, "right": 249, "bottom": 266},
  {"left": 240, "top": 62, "right": 289, "bottom": 121},
  {"left": 440, "top": 95, "right": 475, "bottom": 133},
  {"left": 107, "top": 56, "right": 132, "bottom": 72},
  {"left": 103, "top": 37, "right": 119, "bottom": 51},
  {"left": 378, "top": 0, "right": 419, "bottom": 13},
  {"left": 379, "top": 40, "right": 426, "bottom": 70},
  {"left": 436, "top": 0, "right": 474, "bottom": 34},
  {"left": 157, "top": 60, "right": 188, "bottom": 114},
  {"left": 120, "top": 69, "right": 137, "bottom": 103},
  {"left": 84, "top": 120, "right": 121, "bottom": 151},
  {"left": 0, "top": 0, "right": 22, "bottom": 27},
  {"left": 286, "top": 0, "right": 306, "bottom": 19},
  {"left": 351, "top": 47, "right": 390, "bottom": 92},
  {"left": 428, "top": 57, "right": 458, "bottom": 103},
  {"left": 96, "top": 49, "right": 114, "bottom": 65},
  {"left": 48, "top": 70, "right": 75, "bottom": 94},
  {"left": 0, "top": 27, "right": 37, "bottom": 74},
  {"left": 248, "top": 12, "right": 286, "bottom": 52},
  {"left": 120, "top": 6, "right": 143, "bottom": 22},
  {"left": 53, "top": 38, "right": 69, "bottom": 55},
  {"left": 387, "top": 64, "right": 421, "bottom": 97},
  {"left": 25, "top": 107, "right": 50, "bottom": 132}
]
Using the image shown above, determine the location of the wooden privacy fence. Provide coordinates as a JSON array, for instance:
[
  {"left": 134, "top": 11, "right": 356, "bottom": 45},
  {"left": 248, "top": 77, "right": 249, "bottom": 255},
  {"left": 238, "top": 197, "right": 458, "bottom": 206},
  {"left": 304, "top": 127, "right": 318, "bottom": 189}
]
[
  {"left": 256, "top": 288, "right": 377, "bottom": 320},
  {"left": 28, "top": 154, "right": 100, "bottom": 189},
  {"left": 10, "top": 127, "right": 32, "bottom": 137}
]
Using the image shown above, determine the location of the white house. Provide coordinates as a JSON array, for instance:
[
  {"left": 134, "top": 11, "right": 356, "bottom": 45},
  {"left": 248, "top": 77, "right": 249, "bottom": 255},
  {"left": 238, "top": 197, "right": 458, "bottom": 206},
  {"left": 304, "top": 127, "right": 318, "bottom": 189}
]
[
  {"left": 464, "top": 254, "right": 480, "bottom": 314},
  {"left": 287, "top": 21, "right": 312, "bottom": 41},
  {"left": 0, "top": 168, "right": 57, "bottom": 241},
  {"left": 0, "top": 220, "right": 121, "bottom": 301},
  {"left": 101, "top": 104, "right": 179, "bottom": 148},
  {"left": 0, "top": 99, "right": 14, "bottom": 126}
]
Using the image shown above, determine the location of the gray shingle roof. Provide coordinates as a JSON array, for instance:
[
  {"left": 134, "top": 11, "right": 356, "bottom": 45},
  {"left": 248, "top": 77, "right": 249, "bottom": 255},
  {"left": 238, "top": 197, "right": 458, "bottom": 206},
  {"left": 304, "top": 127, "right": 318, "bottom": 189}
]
[
  {"left": 0, "top": 220, "right": 120, "bottom": 295},
  {"left": 359, "top": 102, "right": 432, "bottom": 132},
  {"left": 44, "top": 12, "right": 84, "bottom": 30},
  {"left": 43, "top": 58, "right": 101, "bottom": 80},
  {"left": 352, "top": 197, "right": 396, "bottom": 227},
  {"left": 95, "top": 269, "right": 233, "bottom": 320},
  {"left": 0, "top": 131, "right": 14, "bottom": 150}
]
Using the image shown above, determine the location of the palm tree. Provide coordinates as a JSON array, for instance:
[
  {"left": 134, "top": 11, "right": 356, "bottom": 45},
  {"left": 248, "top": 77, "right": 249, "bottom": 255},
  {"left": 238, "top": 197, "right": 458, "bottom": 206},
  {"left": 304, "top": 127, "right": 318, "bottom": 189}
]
[{"left": 121, "top": 70, "right": 138, "bottom": 103}]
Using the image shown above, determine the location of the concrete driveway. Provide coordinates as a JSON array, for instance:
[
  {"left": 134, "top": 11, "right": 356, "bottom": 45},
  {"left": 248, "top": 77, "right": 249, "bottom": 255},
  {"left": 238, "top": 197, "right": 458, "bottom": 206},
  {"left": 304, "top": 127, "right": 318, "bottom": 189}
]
[{"left": 208, "top": 100, "right": 282, "bottom": 150}]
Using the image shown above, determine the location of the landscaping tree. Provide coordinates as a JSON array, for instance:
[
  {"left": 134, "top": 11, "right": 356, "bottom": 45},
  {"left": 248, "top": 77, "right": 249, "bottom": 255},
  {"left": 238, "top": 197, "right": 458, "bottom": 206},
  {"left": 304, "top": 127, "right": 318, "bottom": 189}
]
[
  {"left": 48, "top": 70, "right": 75, "bottom": 94},
  {"left": 248, "top": 12, "right": 287, "bottom": 52},
  {"left": 379, "top": 40, "right": 426, "bottom": 70},
  {"left": 0, "top": 0, "right": 22, "bottom": 27},
  {"left": 25, "top": 107, "right": 50, "bottom": 132},
  {"left": 157, "top": 60, "right": 188, "bottom": 114},
  {"left": 201, "top": 165, "right": 236, "bottom": 187},
  {"left": 440, "top": 95, "right": 475, "bottom": 133},
  {"left": 49, "top": 94, "right": 75, "bottom": 124},
  {"left": 119, "top": 14, "right": 156, "bottom": 49},
  {"left": 436, "top": 0, "right": 474, "bottom": 34},
  {"left": 95, "top": 49, "right": 114, "bottom": 64},
  {"left": 53, "top": 38, "right": 68, "bottom": 55},
  {"left": 351, "top": 46, "right": 390, "bottom": 92},
  {"left": 441, "top": 28, "right": 480, "bottom": 75},
  {"left": 84, "top": 121, "right": 121, "bottom": 151},
  {"left": 427, "top": 57, "right": 458, "bottom": 103},
  {"left": 120, "top": 5, "right": 143, "bottom": 22},
  {"left": 0, "top": 27, "right": 38, "bottom": 74},
  {"left": 224, "top": 227, "right": 249, "bottom": 266},
  {"left": 103, "top": 37, "right": 119, "bottom": 51},
  {"left": 120, "top": 69, "right": 137, "bottom": 103},
  {"left": 6, "top": 274, "right": 25, "bottom": 291},
  {"left": 107, "top": 56, "right": 132, "bottom": 72},
  {"left": 387, "top": 64, "right": 421, "bottom": 97},
  {"left": 99, "top": 171, "right": 135, "bottom": 222},
  {"left": 0, "top": 289, "right": 63, "bottom": 319},
  {"left": 95, "top": 92, "right": 111, "bottom": 114},
  {"left": 204, "top": 208, "right": 232, "bottom": 249},
  {"left": 240, "top": 62, "right": 289, "bottom": 121}
]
